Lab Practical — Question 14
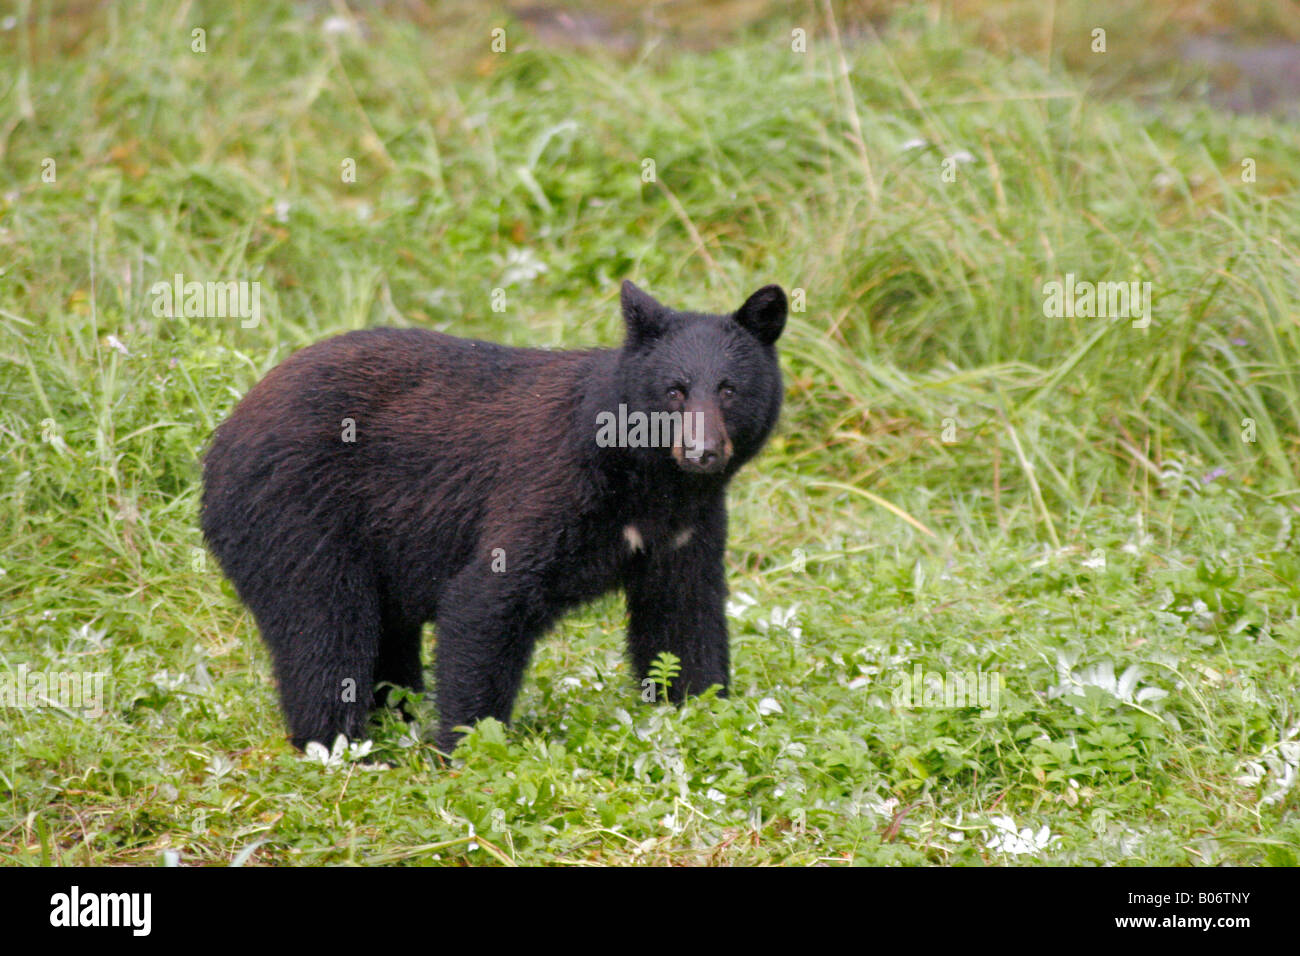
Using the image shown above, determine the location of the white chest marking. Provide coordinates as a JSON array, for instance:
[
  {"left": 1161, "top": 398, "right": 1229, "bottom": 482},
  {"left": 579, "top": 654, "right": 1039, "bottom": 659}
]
[
  {"left": 672, "top": 528, "right": 694, "bottom": 549},
  {"left": 623, "top": 525, "right": 644, "bottom": 552}
]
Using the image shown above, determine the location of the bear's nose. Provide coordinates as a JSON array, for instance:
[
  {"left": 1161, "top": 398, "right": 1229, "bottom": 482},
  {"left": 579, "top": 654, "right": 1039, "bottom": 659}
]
[{"left": 680, "top": 443, "right": 728, "bottom": 474}]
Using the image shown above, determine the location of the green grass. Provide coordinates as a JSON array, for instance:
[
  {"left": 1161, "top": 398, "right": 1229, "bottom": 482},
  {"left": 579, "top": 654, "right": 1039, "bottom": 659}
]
[{"left": 1, "top": 0, "right": 1298, "bottom": 865}]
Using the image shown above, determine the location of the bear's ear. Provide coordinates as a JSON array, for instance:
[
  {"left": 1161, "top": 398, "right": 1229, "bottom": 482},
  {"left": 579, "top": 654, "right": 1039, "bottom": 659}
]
[
  {"left": 735, "top": 284, "right": 787, "bottom": 346},
  {"left": 621, "top": 280, "right": 670, "bottom": 347}
]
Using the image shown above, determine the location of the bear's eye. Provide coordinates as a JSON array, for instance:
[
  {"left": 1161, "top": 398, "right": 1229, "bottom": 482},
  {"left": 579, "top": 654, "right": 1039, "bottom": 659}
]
[
  {"left": 666, "top": 386, "right": 686, "bottom": 402},
  {"left": 719, "top": 384, "right": 736, "bottom": 399}
]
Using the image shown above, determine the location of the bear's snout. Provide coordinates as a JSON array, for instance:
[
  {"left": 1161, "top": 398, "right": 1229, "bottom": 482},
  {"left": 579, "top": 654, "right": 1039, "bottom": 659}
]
[
  {"left": 678, "top": 447, "right": 725, "bottom": 473},
  {"left": 674, "top": 406, "right": 732, "bottom": 474}
]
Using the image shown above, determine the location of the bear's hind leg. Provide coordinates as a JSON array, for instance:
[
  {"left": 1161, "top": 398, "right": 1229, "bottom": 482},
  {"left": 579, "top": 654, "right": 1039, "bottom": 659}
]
[{"left": 254, "top": 569, "right": 383, "bottom": 750}]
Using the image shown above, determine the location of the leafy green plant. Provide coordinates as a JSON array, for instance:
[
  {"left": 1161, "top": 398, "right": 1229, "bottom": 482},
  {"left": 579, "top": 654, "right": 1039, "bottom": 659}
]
[{"left": 646, "top": 652, "right": 682, "bottom": 703}]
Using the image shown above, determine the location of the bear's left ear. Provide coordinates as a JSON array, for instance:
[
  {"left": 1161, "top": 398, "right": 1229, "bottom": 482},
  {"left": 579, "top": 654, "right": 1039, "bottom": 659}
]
[
  {"left": 621, "top": 280, "right": 670, "bottom": 348},
  {"left": 735, "top": 284, "right": 787, "bottom": 346}
]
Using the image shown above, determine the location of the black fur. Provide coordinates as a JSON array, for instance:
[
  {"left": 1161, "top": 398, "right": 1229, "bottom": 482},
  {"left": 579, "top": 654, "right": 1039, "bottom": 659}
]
[{"left": 200, "top": 281, "right": 787, "bottom": 752}]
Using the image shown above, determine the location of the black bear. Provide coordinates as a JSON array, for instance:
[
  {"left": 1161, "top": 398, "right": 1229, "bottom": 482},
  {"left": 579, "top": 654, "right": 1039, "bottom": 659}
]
[{"left": 200, "top": 280, "right": 787, "bottom": 753}]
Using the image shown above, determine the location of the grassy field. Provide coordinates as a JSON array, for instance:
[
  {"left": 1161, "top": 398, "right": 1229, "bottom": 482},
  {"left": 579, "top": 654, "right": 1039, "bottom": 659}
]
[{"left": 2, "top": 0, "right": 1298, "bottom": 865}]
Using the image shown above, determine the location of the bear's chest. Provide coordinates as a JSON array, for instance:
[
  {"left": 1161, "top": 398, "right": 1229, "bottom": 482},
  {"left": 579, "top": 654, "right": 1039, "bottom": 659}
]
[
  {"left": 617, "top": 521, "right": 694, "bottom": 557},
  {"left": 542, "top": 512, "right": 696, "bottom": 607}
]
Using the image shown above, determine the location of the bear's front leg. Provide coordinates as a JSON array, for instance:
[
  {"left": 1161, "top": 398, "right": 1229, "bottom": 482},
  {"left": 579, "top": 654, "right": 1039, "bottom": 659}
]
[
  {"left": 624, "top": 506, "right": 730, "bottom": 703},
  {"left": 432, "top": 566, "right": 551, "bottom": 755}
]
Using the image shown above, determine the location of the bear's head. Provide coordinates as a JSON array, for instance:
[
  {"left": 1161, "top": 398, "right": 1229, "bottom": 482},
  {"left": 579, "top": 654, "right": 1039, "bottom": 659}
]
[{"left": 615, "top": 281, "right": 786, "bottom": 477}]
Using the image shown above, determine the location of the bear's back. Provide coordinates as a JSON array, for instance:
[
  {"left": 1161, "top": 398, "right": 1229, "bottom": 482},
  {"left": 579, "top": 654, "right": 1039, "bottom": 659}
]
[{"left": 201, "top": 327, "right": 609, "bottom": 604}]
